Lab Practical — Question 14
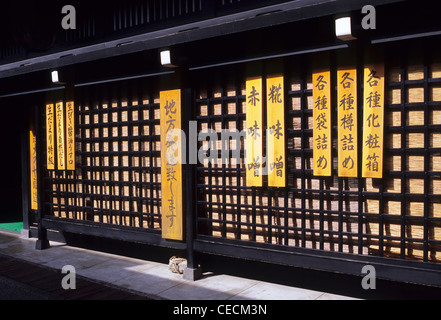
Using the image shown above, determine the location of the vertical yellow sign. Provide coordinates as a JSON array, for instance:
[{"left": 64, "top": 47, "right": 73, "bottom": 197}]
[
  {"left": 160, "top": 89, "right": 183, "bottom": 241},
  {"left": 246, "top": 77, "right": 263, "bottom": 186},
  {"left": 362, "top": 64, "right": 384, "bottom": 178},
  {"left": 66, "top": 101, "right": 75, "bottom": 171},
  {"left": 266, "top": 75, "right": 285, "bottom": 187},
  {"left": 56, "top": 102, "right": 66, "bottom": 170},
  {"left": 313, "top": 70, "right": 332, "bottom": 176},
  {"left": 30, "top": 130, "right": 38, "bottom": 210},
  {"left": 46, "top": 104, "right": 55, "bottom": 170},
  {"left": 337, "top": 68, "right": 358, "bottom": 177}
]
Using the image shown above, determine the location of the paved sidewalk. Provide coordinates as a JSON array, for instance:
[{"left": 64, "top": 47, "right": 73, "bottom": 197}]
[
  {"left": 0, "top": 230, "right": 357, "bottom": 300},
  {"left": 0, "top": 255, "right": 151, "bottom": 300}
]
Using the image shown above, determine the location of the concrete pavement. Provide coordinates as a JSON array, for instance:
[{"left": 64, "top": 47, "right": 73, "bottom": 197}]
[{"left": 0, "top": 230, "right": 357, "bottom": 300}]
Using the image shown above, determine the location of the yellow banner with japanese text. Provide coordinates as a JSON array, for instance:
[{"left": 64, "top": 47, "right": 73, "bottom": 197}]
[
  {"left": 30, "top": 129, "right": 38, "bottom": 210},
  {"left": 337, "top": 68, "right": 358, "bottom": 177},
  {"left": 266, "top": 75, "right": 285, "bottom": 187},
  {"left": 246, "top": 77, "right": 263, "bottom": 186},
  {"left": 313, "top": 70, "right": 332, "bottom": 176},
  {"left": 160, "top": 89, "right": 183, "bottom": 241},
  {"left": 66, "top": 101, "right": 75, "bottom": 171},
  {"left": 46, "top": 104, "right": 55, "bottom": 170},
  {"left": 362, "top": 64, "right": 384, "bottom": 178},
  {"left": 56, "top": 102, "right": 66, "bottom": 170}
]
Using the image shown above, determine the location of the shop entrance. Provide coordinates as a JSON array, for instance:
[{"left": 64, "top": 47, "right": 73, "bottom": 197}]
[{"left": 0, "top": 98, "right": 28, "bottom": 232}]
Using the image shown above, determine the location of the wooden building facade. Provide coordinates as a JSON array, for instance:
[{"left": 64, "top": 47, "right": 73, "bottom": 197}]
[{"left": 1, "top": 0, "right": 441, "bottom": 286}]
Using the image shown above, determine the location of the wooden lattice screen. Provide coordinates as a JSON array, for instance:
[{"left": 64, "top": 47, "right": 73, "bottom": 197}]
[
  {"left": 44, "top": 96, "right": 163, "bottom": 230},
  {"left": 195, "top": 54, "right": 441, "bottom": 263},
  {"left": 42, "top": 52, "right": 441, "bottom": 264}
]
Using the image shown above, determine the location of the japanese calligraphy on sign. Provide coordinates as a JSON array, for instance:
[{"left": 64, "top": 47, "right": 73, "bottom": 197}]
[
  {"left": 266, "top": 75, "right": 285, "bottom": 187},
  {"left": 66, "top": 101, "right": 75, "bottom": 171},
  {"left": 313, "top": 70, "right": 332, "bottom": 176},
  {"left": 56, "top": 101, "right": 66, "bottom": 170},
  {"left": 160, "top": 89, "right": 183, "bottom": 241},
  {"left": 246, "top": 77, "right": 263, "bottom": 186},
  {"left": 337, "top": 68, "right": 358, "bottom": 177},
  {"left": 30, "top": 129, "right": 38, "bottom": 210},
  {"left": 362, "top": 64, "right": 384, "bottom": 178},
  {"left": 46, "top": 104, "right": 55, "bottom": 170}
]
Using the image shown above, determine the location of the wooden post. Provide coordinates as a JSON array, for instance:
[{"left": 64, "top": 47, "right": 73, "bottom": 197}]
[
  {"left": 34, "top": 105, "right": 50, "bottom": 250},
  {"left": 20, "top": 132, "right": 30, "bottom": 238},
  {"left": 182, "top": 85, "right": 201, "bottom": 281}
]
